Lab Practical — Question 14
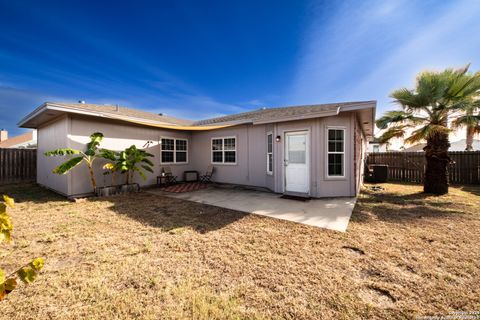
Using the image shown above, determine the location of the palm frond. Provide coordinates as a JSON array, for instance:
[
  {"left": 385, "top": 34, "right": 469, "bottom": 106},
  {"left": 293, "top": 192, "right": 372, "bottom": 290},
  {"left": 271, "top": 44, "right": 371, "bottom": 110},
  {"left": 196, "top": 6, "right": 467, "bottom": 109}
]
[
  {"left": 375, "top": 110, "right": 426, "bottom": 129},
  {"left": 473, "top": 125, "right": 480, "bottom": 135},
  {"left": 405, "top": 125, "right": 451, "bottom": 144},
  {"left": 415, "top": 70, "right": 450, "bottom": 106},
  {"left": 377, "top": 127, "right": 407, "bottom": 144},
  {"left": 390, "top": 88, "right": 426, "bottom": 110},
  {"left": 452, "top": 114, "right": 480, "bottom": 129}
]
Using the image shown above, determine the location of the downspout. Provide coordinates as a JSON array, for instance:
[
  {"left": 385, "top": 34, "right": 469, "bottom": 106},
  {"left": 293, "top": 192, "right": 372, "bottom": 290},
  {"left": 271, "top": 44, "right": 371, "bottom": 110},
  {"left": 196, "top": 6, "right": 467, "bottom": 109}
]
[{"left": 246, "top": 125, "right": 250, "bottom": 182}]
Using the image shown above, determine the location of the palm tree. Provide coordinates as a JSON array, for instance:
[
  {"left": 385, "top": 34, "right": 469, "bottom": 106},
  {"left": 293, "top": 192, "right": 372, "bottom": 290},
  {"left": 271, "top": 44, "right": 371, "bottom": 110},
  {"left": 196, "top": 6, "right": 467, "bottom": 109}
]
[
  {"left": 44, "top": 132, "right": 104, "bottom": 191},
  {"left": 376, "top": 65, "right": 480, "bottom": 195},
  {"left": 452, "top": 101, "right": 480, "bottom": 150}
]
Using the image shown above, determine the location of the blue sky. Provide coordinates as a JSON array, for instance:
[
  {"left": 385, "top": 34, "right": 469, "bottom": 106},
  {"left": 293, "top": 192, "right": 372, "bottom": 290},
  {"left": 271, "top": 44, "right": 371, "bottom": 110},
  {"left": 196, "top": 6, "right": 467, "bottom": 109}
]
[{"left": 1, "top": 0, "right": 480, "bottom": 136}]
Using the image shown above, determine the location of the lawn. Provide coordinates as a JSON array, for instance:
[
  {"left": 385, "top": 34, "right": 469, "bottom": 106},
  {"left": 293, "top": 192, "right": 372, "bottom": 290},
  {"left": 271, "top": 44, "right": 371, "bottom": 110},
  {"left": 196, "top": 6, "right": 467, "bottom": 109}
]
[{"left": 0, "top": 183, "right": 479, "bottom": 319}]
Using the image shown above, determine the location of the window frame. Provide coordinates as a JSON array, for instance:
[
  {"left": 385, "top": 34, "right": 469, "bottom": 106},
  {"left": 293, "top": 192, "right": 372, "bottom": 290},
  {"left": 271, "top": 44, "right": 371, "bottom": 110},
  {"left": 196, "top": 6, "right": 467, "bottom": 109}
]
[
  {"left": 160, "top": 137, "right": 188, "bottom": 164},
  {"left": 266, "top": 132, "right": 273, "bottom": 175},
  {"left": 211, "top": 136, "right": 237, "bottom": 165},
  {"left": 326, "top": 127, "right": 346, "bottom": 179}
]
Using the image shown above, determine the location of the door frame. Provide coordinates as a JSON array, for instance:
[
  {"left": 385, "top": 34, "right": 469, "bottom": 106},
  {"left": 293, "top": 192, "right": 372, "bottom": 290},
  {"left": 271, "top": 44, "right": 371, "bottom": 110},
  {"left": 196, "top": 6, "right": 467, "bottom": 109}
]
[{"left": 283, "top": 130, "right": 310, "bottom": 195}]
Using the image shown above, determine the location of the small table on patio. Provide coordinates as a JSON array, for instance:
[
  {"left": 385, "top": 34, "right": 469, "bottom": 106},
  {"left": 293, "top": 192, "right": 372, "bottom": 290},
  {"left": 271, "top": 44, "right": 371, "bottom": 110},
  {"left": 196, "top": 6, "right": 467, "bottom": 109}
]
[{"left": 157, "top": 175, "right": 169, "bottom": 187}]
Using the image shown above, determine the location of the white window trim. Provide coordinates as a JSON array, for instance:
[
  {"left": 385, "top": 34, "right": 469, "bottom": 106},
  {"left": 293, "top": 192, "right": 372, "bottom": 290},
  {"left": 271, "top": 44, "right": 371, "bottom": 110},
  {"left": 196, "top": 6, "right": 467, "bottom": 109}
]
[
  {"left": 160, "top": 136, "right": 189, "bottom": 164},
  {"left": 266, "top": 132, "right": 273, "bottom": 175},
  {"left": 211, "top": 136, "right": 237, "bottom": 165},
  {"left": 325, "top": 127, "right": 346, "bottom": 179}
]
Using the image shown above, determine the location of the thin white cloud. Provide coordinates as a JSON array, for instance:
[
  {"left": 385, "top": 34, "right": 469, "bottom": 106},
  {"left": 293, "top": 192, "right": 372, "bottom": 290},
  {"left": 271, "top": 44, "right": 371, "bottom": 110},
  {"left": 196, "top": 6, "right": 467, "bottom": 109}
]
[{"left": 290, "top": 0, "right": 480, "bottom": 113}]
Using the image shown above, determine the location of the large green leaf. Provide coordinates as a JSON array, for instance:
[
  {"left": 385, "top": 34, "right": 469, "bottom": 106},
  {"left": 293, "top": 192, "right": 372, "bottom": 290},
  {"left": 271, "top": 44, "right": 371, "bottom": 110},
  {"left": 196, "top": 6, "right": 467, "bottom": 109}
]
[
  {"left": 44, "top": 148, "right": 81, "bottom": 156},
  {"left": 141, "top": 158, "right": 154, "bottom": 167},
  {"left": 99, "top": 149, "right": 118, "bottom": 161},
  {"left": 141, "top": 164, "right": 154, "bottom": 173},
  {"left": 52, "top": 156, "right": 84, "bottom": 174}
]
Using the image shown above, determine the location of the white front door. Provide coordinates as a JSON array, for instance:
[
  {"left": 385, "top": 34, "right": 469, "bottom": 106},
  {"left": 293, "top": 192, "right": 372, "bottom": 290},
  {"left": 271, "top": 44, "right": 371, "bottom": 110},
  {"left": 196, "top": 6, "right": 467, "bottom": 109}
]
[{"left": 284, "top": 131, "right": 309, "bottom": 194}]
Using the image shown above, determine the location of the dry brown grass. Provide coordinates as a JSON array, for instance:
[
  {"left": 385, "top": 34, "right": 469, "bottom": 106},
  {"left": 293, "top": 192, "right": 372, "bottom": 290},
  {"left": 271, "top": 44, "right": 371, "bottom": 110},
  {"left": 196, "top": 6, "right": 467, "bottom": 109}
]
[{"left": 0, "top": 183, "right": 479, "bottom": 319}]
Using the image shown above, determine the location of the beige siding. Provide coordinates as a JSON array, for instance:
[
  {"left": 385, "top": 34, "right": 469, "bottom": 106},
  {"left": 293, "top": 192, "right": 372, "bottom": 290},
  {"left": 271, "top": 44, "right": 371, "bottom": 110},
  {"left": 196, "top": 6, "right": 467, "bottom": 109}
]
[
  {"left": 190, "top": 125, "right": 269, "bottom": 187},
  {"left": 191, "top": 114, "right": 356, "bottom": 198},
  {"left": 37, "top": 116, "right": 69, "bottom": 195},
  {"left": 37, "top": 112, "right": 365, "bottom": 198},
  {"left": 68, "top": 116, "right": 193, "bottom": 196},
  {"left": 354, "top": 115, "right": 367, "bottom": 195},
  {"left": 272, "top": 114, "right": 355, "bottom": 198}
]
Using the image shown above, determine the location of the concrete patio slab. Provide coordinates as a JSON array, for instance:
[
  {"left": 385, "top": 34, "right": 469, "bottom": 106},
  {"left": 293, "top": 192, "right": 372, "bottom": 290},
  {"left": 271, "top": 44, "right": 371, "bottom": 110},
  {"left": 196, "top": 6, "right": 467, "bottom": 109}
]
[{"left": 148, "top": 185, "right": 356, "bottom": 232}]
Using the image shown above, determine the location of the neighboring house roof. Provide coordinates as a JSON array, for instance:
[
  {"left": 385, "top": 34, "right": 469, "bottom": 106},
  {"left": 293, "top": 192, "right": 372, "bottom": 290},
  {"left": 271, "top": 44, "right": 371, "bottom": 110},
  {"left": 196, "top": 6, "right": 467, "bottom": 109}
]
[
  {"left": 404, "top": 139, "right": 480, "bottom": 152},
  {"left": 0, "top": 131, "right": 36, "bottom": 148},
  {"left": 18, "top": 100, "right": 376, "bottom": 138}
]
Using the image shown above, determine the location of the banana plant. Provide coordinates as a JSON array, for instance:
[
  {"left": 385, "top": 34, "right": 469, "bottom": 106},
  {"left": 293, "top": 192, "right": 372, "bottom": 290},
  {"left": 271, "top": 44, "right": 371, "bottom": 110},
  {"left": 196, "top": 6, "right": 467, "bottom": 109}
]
[
  {"left": 44, "top": 132, "right": 104, "bottom": 191},
  {"left": 117, "top": 145, "right": 154, "bottom": 184},
  {"left": 99, "top": 149, "right": 120, "bottom": 186}
]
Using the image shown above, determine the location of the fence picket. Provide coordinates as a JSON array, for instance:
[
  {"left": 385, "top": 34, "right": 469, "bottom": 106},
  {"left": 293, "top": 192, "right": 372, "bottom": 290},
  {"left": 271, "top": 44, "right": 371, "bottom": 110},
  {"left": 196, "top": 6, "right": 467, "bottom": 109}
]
[
  {"left": 366, "top": 151, "right": 480, "bottom": 185},
  {"left": 0, "top": 148, "right": 37, "bottom": 185}
]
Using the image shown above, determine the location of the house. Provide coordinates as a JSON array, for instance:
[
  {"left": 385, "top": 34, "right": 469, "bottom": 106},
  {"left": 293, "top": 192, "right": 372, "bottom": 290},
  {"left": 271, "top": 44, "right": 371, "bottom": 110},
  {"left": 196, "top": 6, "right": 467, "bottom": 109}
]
[
  {"left": 404, "top": 139, "right": 480, "bottom": 152},
  {"left": 18, "top": 100, "right": 376, "bottom": 198},
  {"left": 0, "top": 129, "right": 37, "bottom": 149},
  {"left": 367, "top": 138, "right": 387, "bottom": 153}
]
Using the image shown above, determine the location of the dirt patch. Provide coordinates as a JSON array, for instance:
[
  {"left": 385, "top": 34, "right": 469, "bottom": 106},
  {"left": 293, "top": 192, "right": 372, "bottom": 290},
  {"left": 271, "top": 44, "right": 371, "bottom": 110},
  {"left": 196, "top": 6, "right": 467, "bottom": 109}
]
[
  {"left": 342, "top": 245, "right": 365, "bottom": 255},
  {"left": 360, "top": 286, "right": 396, "bottom": 308}
]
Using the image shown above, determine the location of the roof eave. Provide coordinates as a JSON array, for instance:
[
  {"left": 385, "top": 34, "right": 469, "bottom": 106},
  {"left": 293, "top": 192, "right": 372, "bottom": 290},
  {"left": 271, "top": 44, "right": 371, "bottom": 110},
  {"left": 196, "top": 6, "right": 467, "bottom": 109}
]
[
  {"left": 17, "top": 103, "right": 49, "bottom": 128},
  {"left": 252, "top": 108, "right": 340, "bottom": 125},
  {"left": 18, "top": 103, "right": 184, "bottom": 129}
]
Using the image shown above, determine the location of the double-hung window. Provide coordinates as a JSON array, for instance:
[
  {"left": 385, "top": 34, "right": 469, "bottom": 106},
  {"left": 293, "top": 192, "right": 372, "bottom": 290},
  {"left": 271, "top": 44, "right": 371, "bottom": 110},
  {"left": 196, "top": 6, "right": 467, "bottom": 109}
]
[
  {"left": 161, "top": 137, "right": 188, "bottom": 164},
  {"left": 266, "top": 133, "right": 273, "bottom": 174},
  {"left": 327, "top": 128, "right": 345, "bottom": 177},
  {"left": 212, "top": 137, "right": 236, "bottom": 164}
]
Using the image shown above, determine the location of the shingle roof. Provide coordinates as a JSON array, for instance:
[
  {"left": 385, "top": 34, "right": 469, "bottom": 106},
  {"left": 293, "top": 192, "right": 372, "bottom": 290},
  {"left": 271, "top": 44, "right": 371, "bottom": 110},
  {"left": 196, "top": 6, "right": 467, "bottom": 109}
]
[
  {"left": 20, "top": 100, "right": 375, "bottom": 131},
  {"left": 46, "top": 102, "right": 194, "bottom": 126},
  {"left": 0, "top": 131, "right": 34, "bottom": 148},
  {"left": 193, "top": 100, "right": 376, "bottom": 125}
]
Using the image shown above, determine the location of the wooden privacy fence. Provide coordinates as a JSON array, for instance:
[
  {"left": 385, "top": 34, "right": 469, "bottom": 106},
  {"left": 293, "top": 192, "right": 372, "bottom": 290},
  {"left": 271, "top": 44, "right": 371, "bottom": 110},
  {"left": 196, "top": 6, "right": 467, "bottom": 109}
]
[
  {"left": 0, "top": 148, "right": 37, "bottom": 185},
  {"left": 367, "top": 151, "right": 480, "bottom": 185}
]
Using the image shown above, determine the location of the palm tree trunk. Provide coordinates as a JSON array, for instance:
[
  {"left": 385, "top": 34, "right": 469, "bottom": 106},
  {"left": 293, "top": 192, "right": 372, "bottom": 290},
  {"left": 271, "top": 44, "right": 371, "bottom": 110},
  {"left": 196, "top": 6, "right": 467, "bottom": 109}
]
[
  {"left": 423, "top": 132, "right": 450, "bottom": 195},
  {"left": 465, "top": 126, "right": 474, "bottom": 151}
]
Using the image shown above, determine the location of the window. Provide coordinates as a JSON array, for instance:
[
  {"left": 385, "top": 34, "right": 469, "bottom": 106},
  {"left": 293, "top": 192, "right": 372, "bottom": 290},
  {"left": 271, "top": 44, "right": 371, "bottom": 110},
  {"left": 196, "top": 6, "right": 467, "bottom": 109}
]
[
  {"left": 266, "top": 133, "right": 273, "bottom": 174},
  {"left": 373, "top": 145, "right": 380, "bottom": 153},
  {"left": 161, "top": 138, "right": 188, "bottom": 163},
  {"left": 212, "top": 137, "right": 236, "bottom": 164},
  {"left": 327, "top": 128, "right": 345, "bottom": 177}
]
